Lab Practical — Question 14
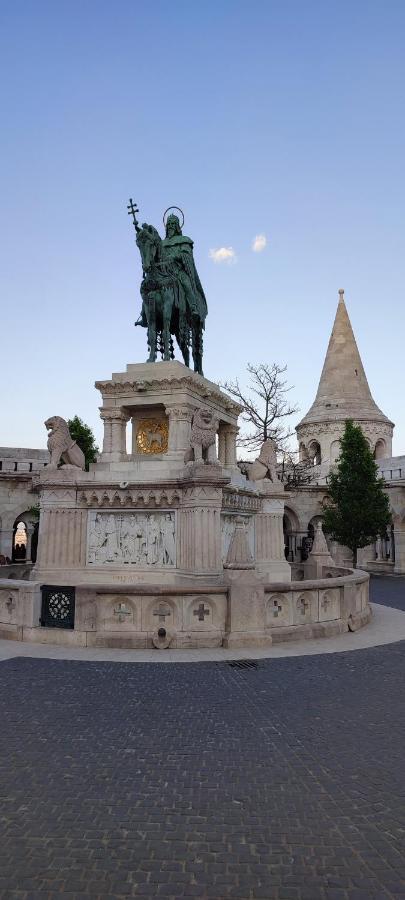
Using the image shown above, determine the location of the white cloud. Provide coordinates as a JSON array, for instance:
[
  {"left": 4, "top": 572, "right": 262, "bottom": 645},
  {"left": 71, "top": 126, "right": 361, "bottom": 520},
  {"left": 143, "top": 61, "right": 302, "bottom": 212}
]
[
  {"left": 209, "top": 246, "right": 236, "bottom": 264},
  {"left": 252, "top": 234, "right": 267, "bottom": 253}
]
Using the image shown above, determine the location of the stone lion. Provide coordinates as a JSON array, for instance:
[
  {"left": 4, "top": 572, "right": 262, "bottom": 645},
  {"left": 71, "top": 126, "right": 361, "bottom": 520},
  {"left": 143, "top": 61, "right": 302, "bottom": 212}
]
[
  {"left": 247, "top": 438, "right": 279, "bottom": 482},
  {"left": 45, "top": 416, "right": 85, "bottom": 470},
  {"left": 184, "top": 407, "right": 219, "bottom": 465}
]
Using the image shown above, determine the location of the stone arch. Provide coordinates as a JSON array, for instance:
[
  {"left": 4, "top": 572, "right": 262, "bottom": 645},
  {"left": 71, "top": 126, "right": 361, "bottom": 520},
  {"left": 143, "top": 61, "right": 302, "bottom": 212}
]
[
  {"left": 306, "top": 514, "right": 331, "bottom": 554},
  {"left": 308, "top": 513, "right": 323, "bottom": 530},
  {"left": 374, "top": 439, "right": 386, "bottom": 460},
  {"left": 307, "top": 515, "right": 320, "bottom": 549},
  {"left": 11, "top": 510, "right": 38, "bottom": 563},
  {"left": 12, "top": 518, "right": 27, "bottom": 562}
]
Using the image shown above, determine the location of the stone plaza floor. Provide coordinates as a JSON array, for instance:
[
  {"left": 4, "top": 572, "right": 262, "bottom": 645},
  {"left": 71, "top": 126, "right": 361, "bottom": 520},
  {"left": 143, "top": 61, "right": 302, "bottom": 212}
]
[{"left": 0, "top": 577, "right": 405, "bottom": 900}]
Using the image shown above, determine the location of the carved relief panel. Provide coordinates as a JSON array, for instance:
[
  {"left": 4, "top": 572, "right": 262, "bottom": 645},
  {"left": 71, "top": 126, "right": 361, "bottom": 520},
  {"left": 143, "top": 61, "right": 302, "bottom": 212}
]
[
  {"left": 265, "top": 593, "right": 292, "bottom": 628},
  {"left": 221, "top": 513, "right": 255, "bottom": 562},
  {"left": 97, "top": 594, "right": 142, "bottom": 631},
  {"left": 87, "top": 511, "right": 176, "bottom": 567},
  {"left": 318, "top": 588, "right": 340, "bottom": 621},
  {"left": 136, "top": 419, "right": 169, "bottom": 454}
]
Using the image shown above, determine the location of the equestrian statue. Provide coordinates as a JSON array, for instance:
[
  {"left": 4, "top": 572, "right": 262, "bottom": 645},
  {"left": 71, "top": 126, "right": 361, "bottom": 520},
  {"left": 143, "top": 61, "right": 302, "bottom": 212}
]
[{"left": 128, "top": 200, "right": 207, "bottom": 376}]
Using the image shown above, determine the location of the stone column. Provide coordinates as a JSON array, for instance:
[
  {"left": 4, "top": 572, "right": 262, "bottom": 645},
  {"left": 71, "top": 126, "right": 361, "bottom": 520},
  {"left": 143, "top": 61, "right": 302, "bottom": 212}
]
[
  {"left": 131, "top": 416, "right": 138, "bottom": 455},
  {"left": 165, "top": 405, "right": 194, "bottom": 459},
  {"left": 255, "top": 491, "right": 291, "bottom": 583},
  {"left": 25, "top": 524, "right": 35, "bottom": 561},
  {"left": 100, "top": 409, "right": 113, "bottom": 458},
  {"left": 394, "top": 529, "right": 405, "bottom": 574},
  {"left": 217, "top": 425, "right": 227, "bottom": 466},
  {"left": 225, "top": 426, "right": 238, "bottom": 468},
  {"left": 99, "top": 409, "right": 129, "bottom": 462}
]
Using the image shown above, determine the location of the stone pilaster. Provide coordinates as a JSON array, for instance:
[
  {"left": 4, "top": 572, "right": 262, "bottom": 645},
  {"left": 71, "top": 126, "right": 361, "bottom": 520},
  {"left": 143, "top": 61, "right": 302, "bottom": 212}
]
[
  {"left": 35, "top": 508, "right": 87, "bottom": 571},
  {"left": 394, "top": 529, "right": 405, "bottom": 574},
  {"left": 165, "top": 405, "right": 194, "bottom": 459},
  {"left": 222, "top": 425, "right": 238, "bottom": 469},
  {"left": 25, "top": 524, "right": 35, "bottom": 562},
  {"left": 255, "top": 490, "right": 291, "bottom": 583},
  {"left": 0, "top": 527, "right": 13, "bottom": 560},
  {"left": 178, "top": 469, "right": 229, "bottom": 576},
  {"left": 217, "top": 426, "right": 227, "bottom": 466}
]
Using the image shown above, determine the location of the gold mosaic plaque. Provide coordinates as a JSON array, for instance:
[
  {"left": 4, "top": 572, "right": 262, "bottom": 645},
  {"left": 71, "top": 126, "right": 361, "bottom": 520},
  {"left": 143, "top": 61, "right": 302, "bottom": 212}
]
[{"left": 136, "top": 419, "right": 169, "bottom": 455}]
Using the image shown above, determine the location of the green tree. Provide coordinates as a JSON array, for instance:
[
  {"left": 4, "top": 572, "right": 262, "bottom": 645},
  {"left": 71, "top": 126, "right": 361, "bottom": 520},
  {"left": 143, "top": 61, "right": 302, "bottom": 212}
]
[
  {"left": 67, "top": 416, "right": 99, "bottom": 471},
  {"left": 322, "top": 419, "right": 391, "bottom": 567}
]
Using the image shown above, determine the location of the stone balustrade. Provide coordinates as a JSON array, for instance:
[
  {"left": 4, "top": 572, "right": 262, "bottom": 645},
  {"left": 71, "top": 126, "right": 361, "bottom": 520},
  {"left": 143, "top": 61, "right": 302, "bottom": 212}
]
[{"left": 0, "top": 567, "right": 370, "bottom": 649}]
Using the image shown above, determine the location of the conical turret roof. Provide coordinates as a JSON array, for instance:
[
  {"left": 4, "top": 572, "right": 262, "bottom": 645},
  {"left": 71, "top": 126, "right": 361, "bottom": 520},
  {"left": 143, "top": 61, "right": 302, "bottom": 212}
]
[{"left": 297, "top": 290, "right": 393, "bottom": 428}]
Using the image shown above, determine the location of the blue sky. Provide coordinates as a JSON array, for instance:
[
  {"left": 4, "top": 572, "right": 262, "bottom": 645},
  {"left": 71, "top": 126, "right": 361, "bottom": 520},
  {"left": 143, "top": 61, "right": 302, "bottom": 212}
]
[{"left": 1, "top": 1, "right": 404, "bottom": 452}]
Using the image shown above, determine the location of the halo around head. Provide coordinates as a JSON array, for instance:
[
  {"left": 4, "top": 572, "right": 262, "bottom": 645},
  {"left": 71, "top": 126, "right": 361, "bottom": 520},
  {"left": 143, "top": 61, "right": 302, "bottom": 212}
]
[{"left": 163, "top": 206, "right": 185, "bottom": 229}]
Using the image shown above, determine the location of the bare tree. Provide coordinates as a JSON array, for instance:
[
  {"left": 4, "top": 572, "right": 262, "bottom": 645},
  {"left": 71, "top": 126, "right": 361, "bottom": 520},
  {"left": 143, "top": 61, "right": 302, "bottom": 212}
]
[
  {"left": 278, "top": 449, "right": 314, "bottom": 488},
  {"left": 222, "top": 363, "right": 298, "bottom": 454}
]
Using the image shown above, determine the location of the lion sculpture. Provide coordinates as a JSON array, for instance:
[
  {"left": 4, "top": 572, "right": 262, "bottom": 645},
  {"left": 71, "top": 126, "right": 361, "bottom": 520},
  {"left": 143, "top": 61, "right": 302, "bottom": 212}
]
[
  {"left": 45, "top": 416, "right": 85, "bottom": 470},
  {"left": 184, "top": 407, "right": 219, "bottom": 465},
  {"left": 247, "top": 438, "right": 280, "bottom": 483}
]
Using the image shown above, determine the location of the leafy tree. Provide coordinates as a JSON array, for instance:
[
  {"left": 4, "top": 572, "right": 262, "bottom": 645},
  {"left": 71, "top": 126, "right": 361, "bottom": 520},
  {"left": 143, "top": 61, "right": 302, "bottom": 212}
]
[
  {"left": 26, "top": 504, "right": 40, "bottom": 521},
  {"left": 67, "top": 416, "right": 99, "bottom": 471},
  {"left": 222, "top": 363, "right": 298, "bottom": 453},
  {"left": 322, "top": 420, "right": 391, "bottom": 567}
]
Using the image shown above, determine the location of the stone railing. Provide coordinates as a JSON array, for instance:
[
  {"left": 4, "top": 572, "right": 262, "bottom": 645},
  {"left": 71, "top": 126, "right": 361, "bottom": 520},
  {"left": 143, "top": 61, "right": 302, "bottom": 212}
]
[
  {"left": 0, "top": 567, "right": 370, "bottom": 650},
  {"left": 263, "top": 569, "right": 370, "bottom": 644}
]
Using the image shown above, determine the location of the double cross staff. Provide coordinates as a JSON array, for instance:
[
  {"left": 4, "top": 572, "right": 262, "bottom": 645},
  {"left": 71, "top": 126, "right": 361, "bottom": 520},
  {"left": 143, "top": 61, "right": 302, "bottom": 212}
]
[{"left": 127, "top": 197, "right": 140, "bottom": 233}]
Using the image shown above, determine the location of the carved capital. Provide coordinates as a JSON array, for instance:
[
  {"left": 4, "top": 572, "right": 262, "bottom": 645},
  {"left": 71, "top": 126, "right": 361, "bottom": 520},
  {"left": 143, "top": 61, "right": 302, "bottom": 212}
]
[
  {"left": 99, "top": 408, "right": 130, "bottom": 423},
  {"left": 165, "top": 405, "right": 194, "bottom": 422}
]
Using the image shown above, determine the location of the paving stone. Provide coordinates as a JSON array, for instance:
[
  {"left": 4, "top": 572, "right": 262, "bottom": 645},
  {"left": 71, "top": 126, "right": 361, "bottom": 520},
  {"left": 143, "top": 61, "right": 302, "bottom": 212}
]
[{"left": 0, "top": 578, "right": 405, "bottom": 899}]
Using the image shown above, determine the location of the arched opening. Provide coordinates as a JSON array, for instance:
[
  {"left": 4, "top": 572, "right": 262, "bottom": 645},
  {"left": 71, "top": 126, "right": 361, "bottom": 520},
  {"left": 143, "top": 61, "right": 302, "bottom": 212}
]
[
  {"left": 12, "top": 520, "right": 27, "bottom": 561},
  {"left": 31, "top": 521, "right": 39, "bottom": 565},
  {"left": 308, "top": 441, "right": 321, "bottom": 466},
  {"left": 283, "top": 506, "right": 300, "bottom": 562},
  {"left": 304, "top": 514, "right": 330, "bottom": 558},
  {"left": 375, "top": 524, "right": 395, "bottom": 563},
  {"left": 374, "top": 439, "right": 386, "bottom": 460}
]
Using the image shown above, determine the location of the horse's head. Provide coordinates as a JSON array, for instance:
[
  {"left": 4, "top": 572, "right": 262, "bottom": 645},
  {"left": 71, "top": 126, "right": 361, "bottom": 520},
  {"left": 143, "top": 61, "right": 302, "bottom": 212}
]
[{"left": 136, "top": 223, "right": 162, "bottom": 273}]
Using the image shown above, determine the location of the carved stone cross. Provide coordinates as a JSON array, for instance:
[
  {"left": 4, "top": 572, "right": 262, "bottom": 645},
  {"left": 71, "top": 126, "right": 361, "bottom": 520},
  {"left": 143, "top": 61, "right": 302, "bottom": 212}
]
[
  {"left": 321, "top": 594, "right": 330, "bottom": 613},
  {"left": 297, "top": 596, "right": 310, "bottom": 616},
  {"left": 114, "top": 601, "right": 132, "bottom": 623},
  {"left": 153, "top": 604, "right": 172, "bottom": 624},
  {"left": 193, "top": 603, "right": 210, "bottom": 622}
]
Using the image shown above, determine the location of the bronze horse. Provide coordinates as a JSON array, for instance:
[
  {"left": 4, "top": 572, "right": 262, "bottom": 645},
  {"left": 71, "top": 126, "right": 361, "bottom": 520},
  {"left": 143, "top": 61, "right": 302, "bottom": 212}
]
[{"left": 134, "top": 219, "right": 205, "bottom": 374}]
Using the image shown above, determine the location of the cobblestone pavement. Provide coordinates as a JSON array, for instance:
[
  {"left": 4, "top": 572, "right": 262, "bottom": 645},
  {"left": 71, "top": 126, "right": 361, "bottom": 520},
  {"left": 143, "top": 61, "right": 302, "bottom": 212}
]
[
  {"left": 1, "top": 581, "right": 405, "bottom": 899},
  {"left": 370, "top": 575, "right": 405, "bottom": 610}
]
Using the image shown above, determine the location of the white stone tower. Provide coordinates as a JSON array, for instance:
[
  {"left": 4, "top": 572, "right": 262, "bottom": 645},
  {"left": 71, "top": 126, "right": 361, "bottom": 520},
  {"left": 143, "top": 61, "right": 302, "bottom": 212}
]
[{"left": 296, "top": 290, "right": 394, "bottom": 469}]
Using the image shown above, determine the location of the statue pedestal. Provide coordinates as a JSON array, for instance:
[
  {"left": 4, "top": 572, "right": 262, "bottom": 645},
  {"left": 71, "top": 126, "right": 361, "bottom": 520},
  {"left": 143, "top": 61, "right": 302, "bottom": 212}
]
[
  {"left": 30, "top": 359, "right": 295, "bottom": 648},
  {"left": 95, "top": 360, "right": 242, "bottom": 481}
]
